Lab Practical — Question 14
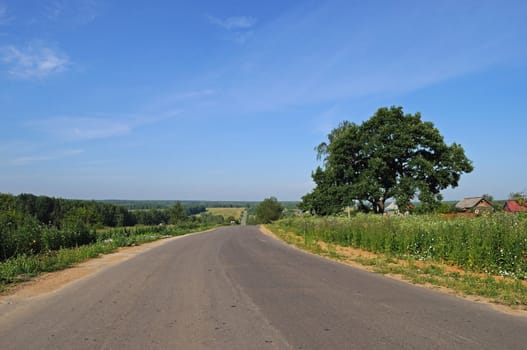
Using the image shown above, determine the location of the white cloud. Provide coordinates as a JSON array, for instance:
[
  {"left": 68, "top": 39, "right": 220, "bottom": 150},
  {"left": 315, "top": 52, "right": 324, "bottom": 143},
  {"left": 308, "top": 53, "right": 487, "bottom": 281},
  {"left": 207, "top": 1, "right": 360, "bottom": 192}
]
[
  {"left": 206, "top": 15, "right": 256, "bottom": 44},
  {"left": 0, "top": 2, "right": 10, "bottom": 24},
  {"left": 147, "top": 89, "right": 215, "bottom": 116},
  {"left": 312, "top": 105, "right": 343, "bottom": 135},
  {"left": 29, "top": 117, "right": 131, "bottom": 141},
  {"left": 45, "top": 0, "right": 100, "bottom": 25},
  {"left": 169, "top": 89, "right": 215, "bottom": 101},
  {"left": 196, "top": 1, "right": 527, "bottom": 115},
  {"left": 229, "top": 31, "right": 254, "bottom": 44},
  {"left": 1, "top": 43, "right": 70, "bottom": 79},
  {"left": 207, "top": 15, "right": 256, "bottom": 30},
  {"left": 0, "top": 3, "right": 7, "bottom": 24},
  {"left": 11, "top": 149, "right": 83, "bottom": 166},
  {"left": 27, "top": 112, "right": 178, "bottom": 142}
]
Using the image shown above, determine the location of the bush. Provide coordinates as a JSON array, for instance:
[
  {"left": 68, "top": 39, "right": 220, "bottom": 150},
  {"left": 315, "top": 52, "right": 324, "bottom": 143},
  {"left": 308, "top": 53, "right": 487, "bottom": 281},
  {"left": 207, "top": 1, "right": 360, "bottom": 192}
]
[
  {"left": 0, "top": 209, "right": 97, "bottom": 261},
  {"left": 0, "top": 210, "right": 41, "bottom": 260},
  {"left": 256, "top": 197, "right": 284, "bottom": 224}
]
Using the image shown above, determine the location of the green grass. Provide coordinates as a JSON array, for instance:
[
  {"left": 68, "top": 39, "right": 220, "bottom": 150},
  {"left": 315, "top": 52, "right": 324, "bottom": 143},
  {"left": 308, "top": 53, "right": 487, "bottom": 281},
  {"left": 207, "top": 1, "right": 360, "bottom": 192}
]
[
  {"left": 0, "top": 224, "right": 215, "bottom": 293},
  {"left": 267, "top": 214, "right": 527, "bottom": 308},
  {"left": 275, "top": 213, "right": 527, "bottom": 278}
]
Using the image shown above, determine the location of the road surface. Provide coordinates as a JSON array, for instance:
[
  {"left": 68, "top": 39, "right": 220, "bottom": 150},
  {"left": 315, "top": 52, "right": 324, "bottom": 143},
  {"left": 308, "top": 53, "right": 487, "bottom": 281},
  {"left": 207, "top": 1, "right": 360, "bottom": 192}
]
[{"left": 1, "top": 226, "right": 527, "bottom": 349}]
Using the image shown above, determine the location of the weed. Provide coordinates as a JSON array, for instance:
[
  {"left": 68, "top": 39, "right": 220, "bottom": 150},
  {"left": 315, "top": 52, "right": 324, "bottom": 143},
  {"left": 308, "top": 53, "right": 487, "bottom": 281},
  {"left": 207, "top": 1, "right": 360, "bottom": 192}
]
[
  {"left": 268, "top": 215, "right": 527, "bottom": 308},
  {"left": 0, "top": 223, "right": 217, "bottom": 291}
]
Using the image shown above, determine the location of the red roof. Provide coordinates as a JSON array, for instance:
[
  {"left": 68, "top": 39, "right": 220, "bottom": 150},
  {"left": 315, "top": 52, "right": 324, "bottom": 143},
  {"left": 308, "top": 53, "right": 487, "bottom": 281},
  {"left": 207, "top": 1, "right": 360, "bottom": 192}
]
[{"left": 504, "top": 200, "right": 527, "bottom": 212}]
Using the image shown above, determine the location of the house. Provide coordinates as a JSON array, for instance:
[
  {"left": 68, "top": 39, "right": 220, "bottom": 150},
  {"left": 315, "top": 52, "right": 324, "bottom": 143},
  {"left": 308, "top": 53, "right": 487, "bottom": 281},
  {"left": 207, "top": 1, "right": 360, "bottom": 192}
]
[
  {"left": 454, "top": 197, "right": 494, "bottom": 213},
  {"left": 385, "top": 201, "right": 413, "bottom": 215},
  {"left": 385, "top": 201, "right": 399, "bottom": 214},
  {"left": 503, "top": 200, "right": 527, "bottom": 213}
]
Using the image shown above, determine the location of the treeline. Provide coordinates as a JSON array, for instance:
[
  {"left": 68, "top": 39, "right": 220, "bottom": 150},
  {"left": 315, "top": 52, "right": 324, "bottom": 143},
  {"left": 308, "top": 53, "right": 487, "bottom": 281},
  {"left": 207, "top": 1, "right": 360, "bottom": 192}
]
[
  {"left": 0, "top": 193, "right": 222, "bottom": 261},
  {"left": 100, "top": 200, "right": 256, "bottom": 210},
  {"left": 99, "top": 199, "right": 300, "bottom": 210},
  {"left": 0, "top": 193, "right": 212, "bottom": 228},
  {"left": 1, "top": 193, "right": 135, "bottom": 228}
]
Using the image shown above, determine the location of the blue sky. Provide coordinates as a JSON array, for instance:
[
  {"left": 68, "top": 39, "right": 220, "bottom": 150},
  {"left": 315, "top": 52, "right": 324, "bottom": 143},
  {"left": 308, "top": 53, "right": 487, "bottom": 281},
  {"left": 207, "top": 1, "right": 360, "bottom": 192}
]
[{"left": 1, "top": 0, "right": 526, "bottom": 201}]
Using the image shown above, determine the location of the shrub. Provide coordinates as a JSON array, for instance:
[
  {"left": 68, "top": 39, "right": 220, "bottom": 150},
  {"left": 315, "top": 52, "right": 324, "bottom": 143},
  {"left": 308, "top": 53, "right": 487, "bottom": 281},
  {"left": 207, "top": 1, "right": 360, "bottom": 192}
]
[{"left": 0, "top": 210, "right": 41, "bottom": 260}]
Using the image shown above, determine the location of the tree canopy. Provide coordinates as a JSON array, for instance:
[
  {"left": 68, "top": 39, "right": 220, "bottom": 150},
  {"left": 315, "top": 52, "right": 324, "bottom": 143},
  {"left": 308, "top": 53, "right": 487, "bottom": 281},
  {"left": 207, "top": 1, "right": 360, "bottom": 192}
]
[
  {"left": 509, "top": 192, "right": 526, "bottom": 206},
  {"left": 300, "top": 106, "right": 473, "bottom": 214},
  {"left": 256, "top": 197, "right": 284, "bottom": 223}
]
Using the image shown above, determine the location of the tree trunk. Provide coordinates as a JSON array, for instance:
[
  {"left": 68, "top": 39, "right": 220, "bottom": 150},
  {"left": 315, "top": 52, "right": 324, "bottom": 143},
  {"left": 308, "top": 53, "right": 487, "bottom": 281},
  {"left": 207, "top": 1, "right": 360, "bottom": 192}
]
[{"left": 375, "top": 199, "right": 385, "bottom": 214}]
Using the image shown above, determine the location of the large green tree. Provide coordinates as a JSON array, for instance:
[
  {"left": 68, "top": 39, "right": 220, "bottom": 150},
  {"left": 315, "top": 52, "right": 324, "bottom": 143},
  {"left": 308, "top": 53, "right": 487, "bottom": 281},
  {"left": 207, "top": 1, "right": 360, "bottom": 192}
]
[{"left": 300, "top": 106, "right": 473, "bottom": 214}]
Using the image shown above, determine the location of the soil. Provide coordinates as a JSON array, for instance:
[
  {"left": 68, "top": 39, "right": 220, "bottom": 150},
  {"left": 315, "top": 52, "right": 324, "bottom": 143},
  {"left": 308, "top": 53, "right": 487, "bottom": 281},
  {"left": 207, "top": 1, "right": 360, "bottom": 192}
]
[
  {"left": 3, "top": 226, "right": 525, "bottom": 318},
  {"left": 259, "top": 225, "right": 527, "bottom": 317},
  {"left": 0, "top": 235, "right": 187, "bottom": 302}
]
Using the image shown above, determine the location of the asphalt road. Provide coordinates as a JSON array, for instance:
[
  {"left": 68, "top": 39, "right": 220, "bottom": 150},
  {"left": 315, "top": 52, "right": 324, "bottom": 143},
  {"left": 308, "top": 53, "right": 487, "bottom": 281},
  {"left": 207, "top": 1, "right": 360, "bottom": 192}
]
[{"left": 1, "top": 226, "right": 527, "bottom": 349}]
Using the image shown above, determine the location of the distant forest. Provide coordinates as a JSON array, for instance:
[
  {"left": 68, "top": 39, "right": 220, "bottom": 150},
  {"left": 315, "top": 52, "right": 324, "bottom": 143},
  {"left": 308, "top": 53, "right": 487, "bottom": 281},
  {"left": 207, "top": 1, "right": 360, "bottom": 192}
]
[
  {"left": 0, "top": 193, "right": 237, "bottom": 262},
  {"left": 99, "top": 199, "right": 300, "bottom": 210},
  {"left": 0, "top": 194, "right": 299, "bottom": 229},
  {"left": 0, "top": 193, "right": 231, "bottom": 229}
]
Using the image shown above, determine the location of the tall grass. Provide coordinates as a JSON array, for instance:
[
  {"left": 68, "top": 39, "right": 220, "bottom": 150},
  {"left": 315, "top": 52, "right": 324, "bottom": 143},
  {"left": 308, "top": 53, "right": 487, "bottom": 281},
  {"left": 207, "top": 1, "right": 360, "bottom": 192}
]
[
  {"left": 0, "top": 222, "right": 215, "bottom": 291},
  {"left": 0, "top": 210, "right": 96, "bottom": 261},
  {"left": 276, "top": 213, "right": 527, "bottom": 278}
]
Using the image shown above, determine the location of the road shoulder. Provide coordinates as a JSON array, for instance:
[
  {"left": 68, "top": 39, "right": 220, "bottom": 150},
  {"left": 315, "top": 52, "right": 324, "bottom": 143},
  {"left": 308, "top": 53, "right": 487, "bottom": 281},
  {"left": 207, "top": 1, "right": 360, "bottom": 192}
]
[{"left": 259, "top": 225, "right": 527, "bottom": 318}]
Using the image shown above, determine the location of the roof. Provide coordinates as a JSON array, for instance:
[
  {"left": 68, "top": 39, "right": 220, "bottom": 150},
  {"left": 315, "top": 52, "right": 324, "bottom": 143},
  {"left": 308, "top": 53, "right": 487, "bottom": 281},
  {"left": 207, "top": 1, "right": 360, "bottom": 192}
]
[
  {"left": 385, "top": 201, "right": 414, "bottom": 211},
  {"left": 386, "top": 202, "right": 398, "bottom": 211},
  {"left": 504, "top": 200, "right": 527, "bottom": 212},
  {"left": 455, "top": 197, "right": 486, "bottom": 209}
]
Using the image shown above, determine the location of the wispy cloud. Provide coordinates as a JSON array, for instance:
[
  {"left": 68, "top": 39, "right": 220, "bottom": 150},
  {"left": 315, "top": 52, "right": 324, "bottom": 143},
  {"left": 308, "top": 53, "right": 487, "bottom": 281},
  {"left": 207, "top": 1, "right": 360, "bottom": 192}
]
[
  {"left": 312, "top": 105, "right": 343, "bottom": 135},
  {"left": 167, "top": 89, "right": 215, "bottom": 101},
  {"left": 29, "top": 117, "right": 132, "bottom": 141},
  {"left": 45, "top": 0, "right": 100, "bottom": 25},
  {"left": 0, "top": 2, "right": 11, "bottom": 25},
  {"left": 27, "top": 112, "right": 179, "bottom": 142},
  {"left": 206, "top": 15, "right": 256, "bottom": 30},
  {"left": 0, "top": 42, "right": 69, "bottom": 79},
  {"left": 146, "top": 89, "right": 215, "bottom": 117},
  {"left": 196, "top": 1, "right": 527, "bottom": 114},
  {"left": 206, "top": 14, "right": 256, "bottom": 44},
  {"left": 11, "top": 149, "right": 83, "bottom": 166},
  {"left": 229, "top": 31, "right": 254, "bottom": 44}
]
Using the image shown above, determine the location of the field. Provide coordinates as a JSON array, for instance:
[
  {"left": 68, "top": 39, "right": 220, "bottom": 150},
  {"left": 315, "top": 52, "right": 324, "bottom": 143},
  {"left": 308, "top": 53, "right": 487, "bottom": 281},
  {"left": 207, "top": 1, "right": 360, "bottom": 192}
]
[{"left": 206, "top": 207, "right": 245, "bottom": 220}]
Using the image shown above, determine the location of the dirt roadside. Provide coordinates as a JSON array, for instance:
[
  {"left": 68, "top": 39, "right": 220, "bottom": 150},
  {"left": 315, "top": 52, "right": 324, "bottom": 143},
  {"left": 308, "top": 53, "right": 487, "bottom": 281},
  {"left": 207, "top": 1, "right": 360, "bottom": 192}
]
[
  {"left": 259, "top": 225, "right": 527, "bottom": 317},
  {"left": 0, "top": 232, "right": 205, "bottom": 303}
]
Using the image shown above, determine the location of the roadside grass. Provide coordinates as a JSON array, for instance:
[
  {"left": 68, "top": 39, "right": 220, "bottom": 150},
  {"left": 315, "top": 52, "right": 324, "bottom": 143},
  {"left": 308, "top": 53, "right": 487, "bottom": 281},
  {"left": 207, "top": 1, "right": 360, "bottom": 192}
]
[
  {"left": 265, "top": 223, "right": 527, "bottom": 310},
  {"left": 206, "top": 207, "right": 245, "bottom": 220},
  {"left": 0, "top": 224, "right": 215, "bottom": 293}
]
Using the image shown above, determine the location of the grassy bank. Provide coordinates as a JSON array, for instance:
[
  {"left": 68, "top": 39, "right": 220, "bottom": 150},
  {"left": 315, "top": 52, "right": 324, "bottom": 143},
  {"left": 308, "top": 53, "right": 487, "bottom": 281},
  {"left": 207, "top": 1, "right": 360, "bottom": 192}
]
[
  {"left": 267, "top": 214, "right": 527, "bottom": 308},
  {"left": 0, "top": 224, "right": 215, "bottom": 292}
]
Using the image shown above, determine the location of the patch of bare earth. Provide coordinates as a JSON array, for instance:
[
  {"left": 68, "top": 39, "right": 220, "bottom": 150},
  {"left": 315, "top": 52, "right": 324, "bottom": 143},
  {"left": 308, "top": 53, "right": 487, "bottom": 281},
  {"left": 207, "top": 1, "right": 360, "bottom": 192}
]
[
  {"left": 259, "top": 225, "right": 527, "bottom": 317},
  {"left": 0, "top": 235, "right": 187, "bottom": 302}
]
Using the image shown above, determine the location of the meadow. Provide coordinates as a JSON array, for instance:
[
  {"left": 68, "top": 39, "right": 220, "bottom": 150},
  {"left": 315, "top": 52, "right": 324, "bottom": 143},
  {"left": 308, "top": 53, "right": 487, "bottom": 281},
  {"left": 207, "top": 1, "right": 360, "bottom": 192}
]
[
  {"left": 268, "top": 213, "right": 527, "bottom": 306},
  {"left": 273, "top": 213, "right": 527, "bottom": 278}
]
